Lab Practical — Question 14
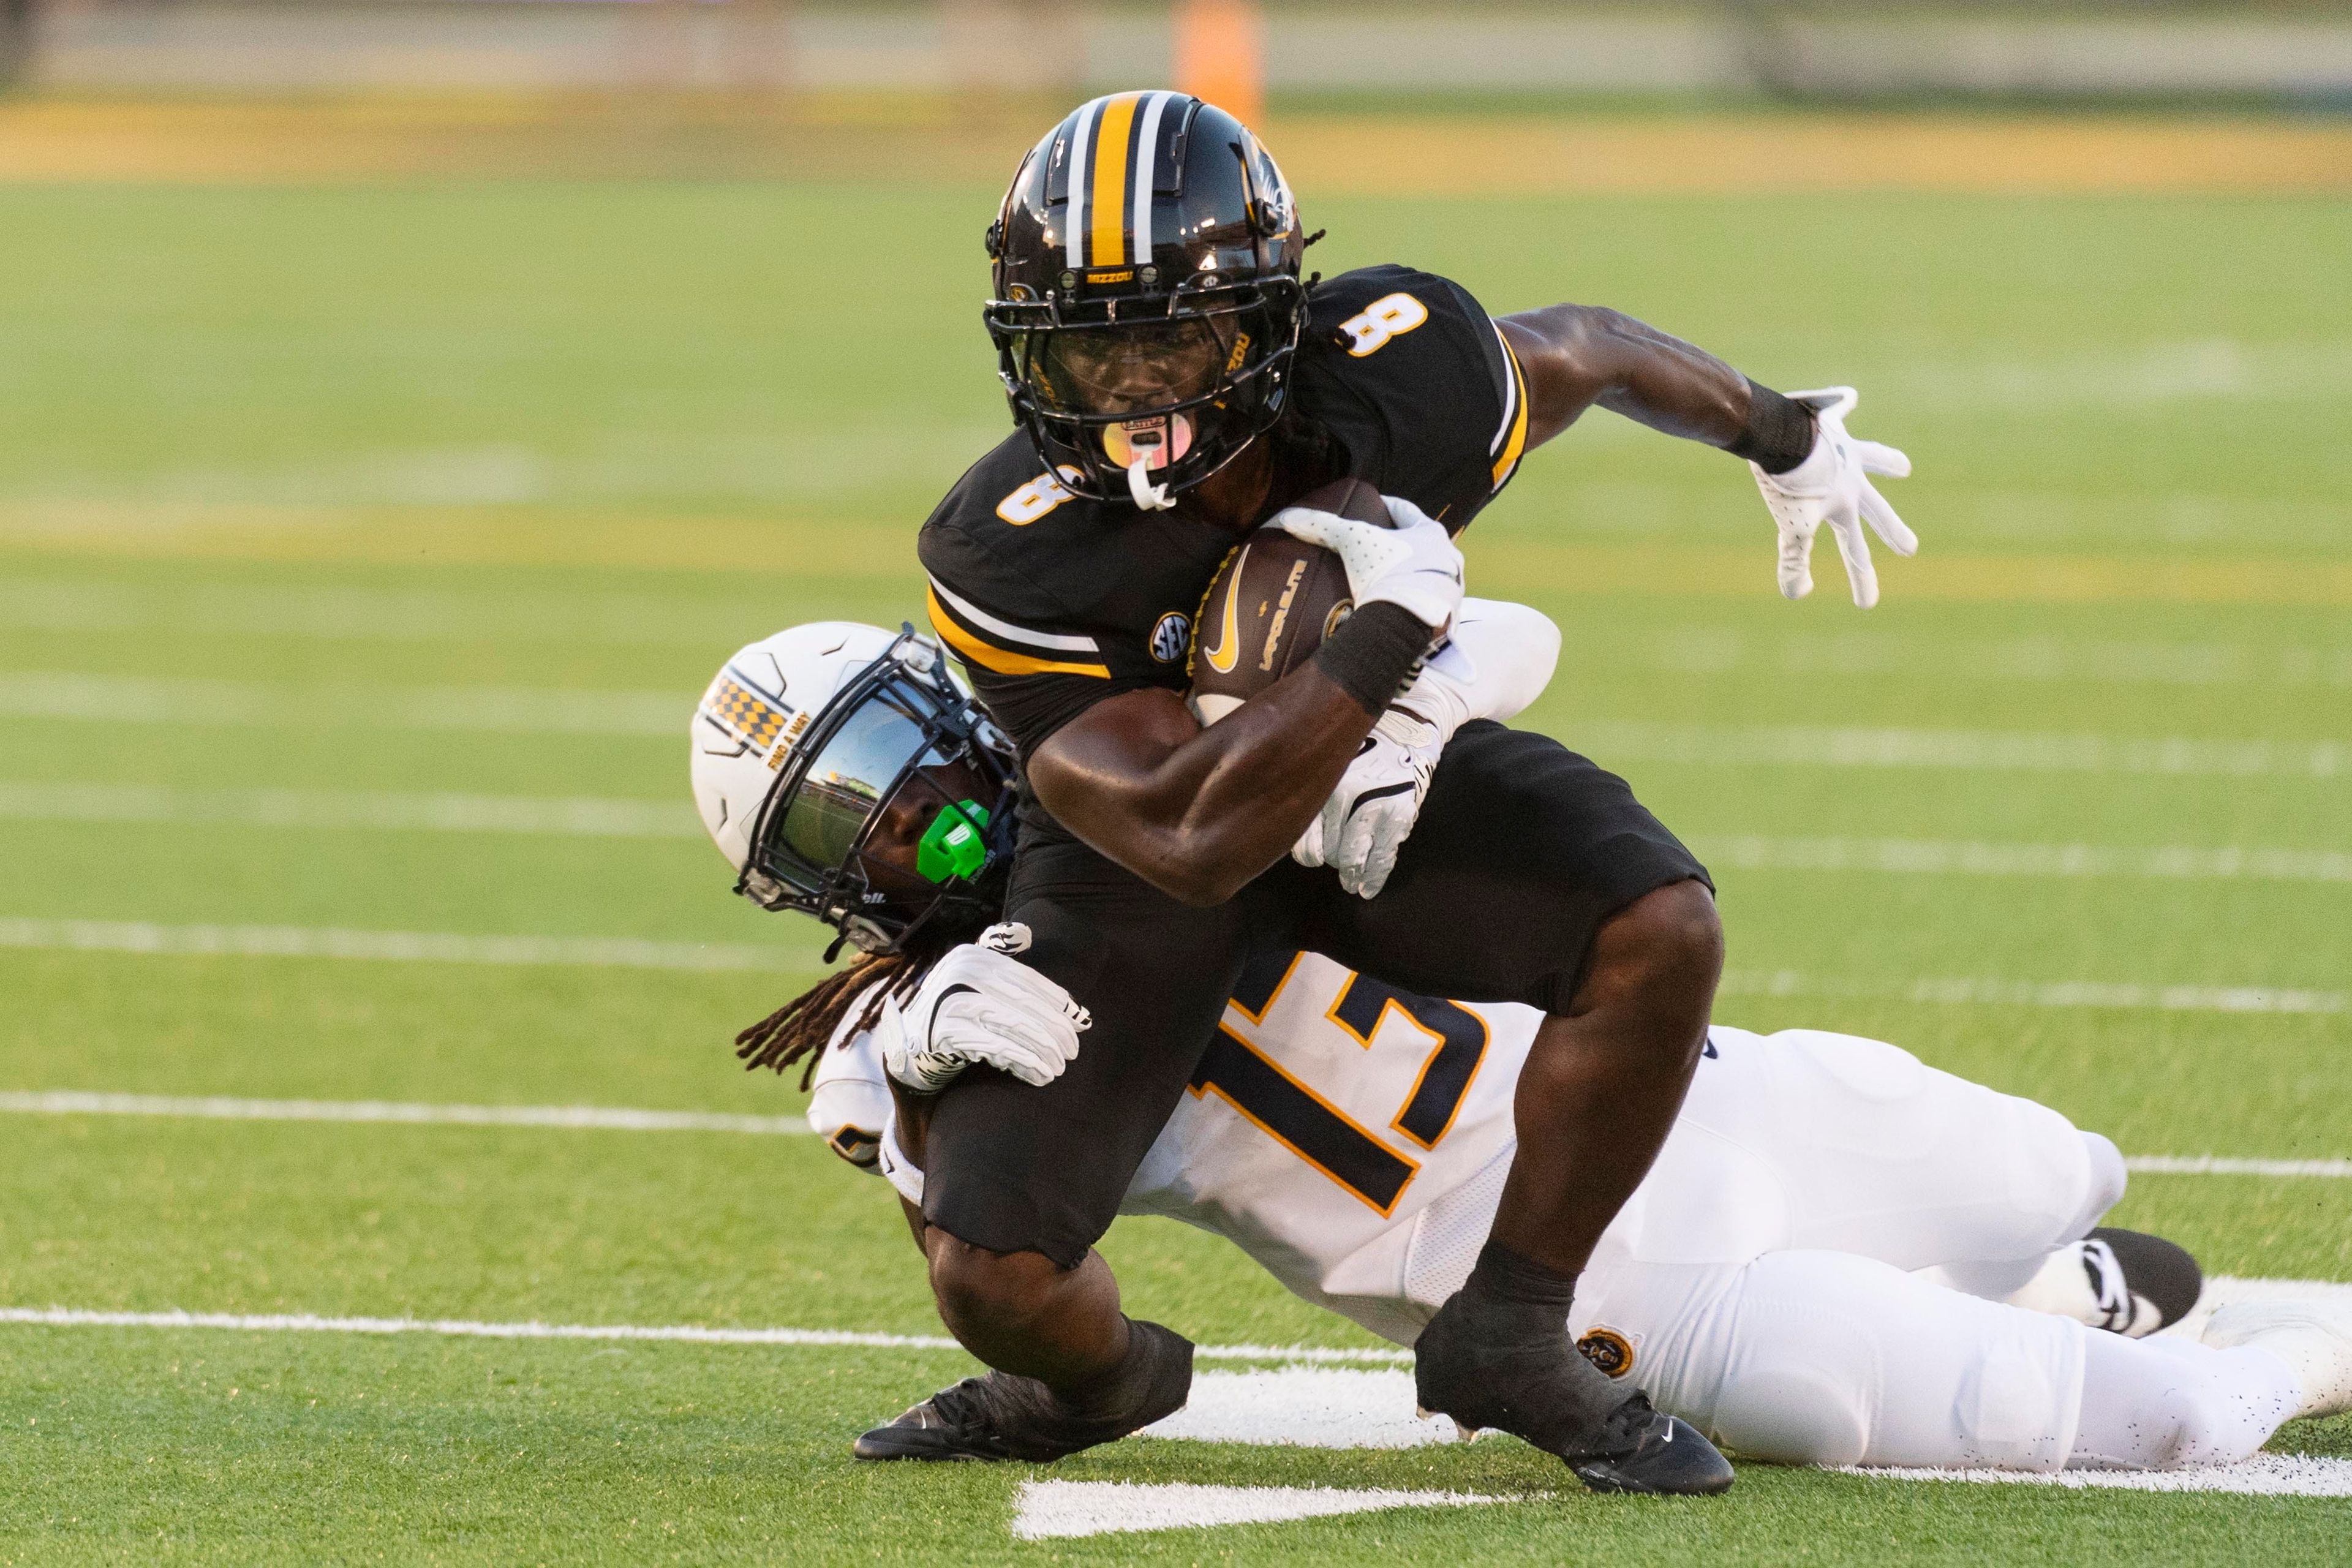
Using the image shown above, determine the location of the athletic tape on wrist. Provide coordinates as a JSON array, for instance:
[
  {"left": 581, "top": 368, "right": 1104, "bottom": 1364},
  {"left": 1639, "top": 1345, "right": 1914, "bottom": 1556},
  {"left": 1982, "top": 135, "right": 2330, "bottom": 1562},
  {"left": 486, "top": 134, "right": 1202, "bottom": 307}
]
[
  {"left": 1728, "top": 379, "right": 1817, "bottom": 475},
  {"left": 1314, "top": 601, "right": 1439, "bottom": 715}
]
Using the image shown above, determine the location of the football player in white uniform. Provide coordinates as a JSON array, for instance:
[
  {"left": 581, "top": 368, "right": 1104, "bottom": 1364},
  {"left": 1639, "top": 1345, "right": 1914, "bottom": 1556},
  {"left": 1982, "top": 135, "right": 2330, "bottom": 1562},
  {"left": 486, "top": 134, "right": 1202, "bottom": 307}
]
[
  {"left": 824, "top": 955, "right": 2348, "bottom": 1473},
  {"left": 695, "top": 617, "right": 2352, "bottom": 1474}
]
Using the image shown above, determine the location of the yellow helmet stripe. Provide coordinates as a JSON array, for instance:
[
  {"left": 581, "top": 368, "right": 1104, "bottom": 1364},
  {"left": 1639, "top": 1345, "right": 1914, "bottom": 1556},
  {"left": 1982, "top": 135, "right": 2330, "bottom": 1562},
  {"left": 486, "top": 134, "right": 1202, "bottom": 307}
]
[{"left": 1089, "top": 92, "right": 1144, "bottom": 269}]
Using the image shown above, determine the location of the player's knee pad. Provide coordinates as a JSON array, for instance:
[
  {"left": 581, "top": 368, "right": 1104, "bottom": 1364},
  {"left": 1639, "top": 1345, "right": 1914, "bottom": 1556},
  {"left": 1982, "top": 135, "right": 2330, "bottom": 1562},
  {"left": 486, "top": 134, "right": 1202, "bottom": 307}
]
[
  {"left": 1700, "top": 1250, "right": 2081, "bottom": 1471},
  {"left": 1700, "top": 1253, "right": 1883, "bottom": 1467},
  {"left": 1711, "top": 1363, "right": 1875, "bottom": 1468}
]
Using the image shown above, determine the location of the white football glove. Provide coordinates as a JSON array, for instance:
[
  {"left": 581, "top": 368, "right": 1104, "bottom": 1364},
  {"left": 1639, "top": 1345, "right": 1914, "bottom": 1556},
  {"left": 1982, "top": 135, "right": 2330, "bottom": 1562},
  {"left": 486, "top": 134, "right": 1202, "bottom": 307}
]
[
  {"left": 1270, "top": 493, "right": 1464, "bottom": 630},
  {"left": 1289, "top": 597, "right": 1556, "bottom": 899},
  {"left": 879, "top": 924, "right": 1091, "bottom": 1092},
  {"left": 1748, "top": 386, "right": 1917, "bottom": 609},
  {"left": 1293, "top": 704, "right": 1445, "bottom": 898}
]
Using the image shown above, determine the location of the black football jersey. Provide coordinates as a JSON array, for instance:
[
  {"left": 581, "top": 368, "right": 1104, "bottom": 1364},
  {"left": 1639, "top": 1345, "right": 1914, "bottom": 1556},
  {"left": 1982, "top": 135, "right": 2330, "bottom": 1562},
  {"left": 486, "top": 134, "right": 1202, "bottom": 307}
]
[{"left": 918, "top": 265, "right": 1529, "bottom": 839}]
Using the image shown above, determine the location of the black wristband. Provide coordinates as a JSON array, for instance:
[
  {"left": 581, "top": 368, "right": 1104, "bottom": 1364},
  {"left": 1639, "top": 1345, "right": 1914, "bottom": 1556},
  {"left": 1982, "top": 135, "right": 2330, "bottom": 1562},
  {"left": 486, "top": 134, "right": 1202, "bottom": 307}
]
[
  {"left": 1727, "top": 379, "right": 1816, "bottom": 475},
  {"left": 1314, "top": 601, "right": 1435, "bottom": 716}
]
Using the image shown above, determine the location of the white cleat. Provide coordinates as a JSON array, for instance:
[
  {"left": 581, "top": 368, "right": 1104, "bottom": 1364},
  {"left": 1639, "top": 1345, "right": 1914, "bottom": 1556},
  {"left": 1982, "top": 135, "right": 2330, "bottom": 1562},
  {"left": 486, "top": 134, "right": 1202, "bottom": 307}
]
[{"left": 2201, "top": 1300, "right": 2352, "bottom": 1420}]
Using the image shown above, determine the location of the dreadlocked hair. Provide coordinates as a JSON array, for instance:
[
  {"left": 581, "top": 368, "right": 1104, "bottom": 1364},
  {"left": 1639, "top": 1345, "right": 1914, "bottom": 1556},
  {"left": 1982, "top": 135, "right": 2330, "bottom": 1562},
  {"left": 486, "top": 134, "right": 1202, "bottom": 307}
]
[{"left": 733, "top": 929, "right": 957, "bottom": 1089}]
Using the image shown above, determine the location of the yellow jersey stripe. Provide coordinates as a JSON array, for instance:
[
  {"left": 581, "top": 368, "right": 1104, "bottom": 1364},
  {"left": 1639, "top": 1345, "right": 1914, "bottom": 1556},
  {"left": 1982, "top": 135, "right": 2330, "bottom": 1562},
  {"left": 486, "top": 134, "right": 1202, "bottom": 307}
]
[
  {"left": 927, "top": 587, "right": 1111, "bottom": 679},
  {"left": 1090, "top": 92, "right": 1142, "bottom": 269},
  {"left": 1491, "top": 341, "right": 1531, "bottom": 489}
]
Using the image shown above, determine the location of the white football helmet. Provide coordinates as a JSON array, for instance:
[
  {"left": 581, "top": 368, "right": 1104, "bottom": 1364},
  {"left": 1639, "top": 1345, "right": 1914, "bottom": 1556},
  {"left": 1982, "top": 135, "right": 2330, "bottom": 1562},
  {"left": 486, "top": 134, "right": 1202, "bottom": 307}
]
[{"left": 690, "top": 622, "right": 1014, "bottom": 954}]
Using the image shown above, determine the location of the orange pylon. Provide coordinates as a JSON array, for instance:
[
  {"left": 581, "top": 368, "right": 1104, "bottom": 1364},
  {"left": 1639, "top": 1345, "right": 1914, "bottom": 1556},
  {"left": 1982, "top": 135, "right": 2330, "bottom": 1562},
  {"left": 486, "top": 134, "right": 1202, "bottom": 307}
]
[{"left": 1173, "top": 0, "right": 1264, "bottom": 127}]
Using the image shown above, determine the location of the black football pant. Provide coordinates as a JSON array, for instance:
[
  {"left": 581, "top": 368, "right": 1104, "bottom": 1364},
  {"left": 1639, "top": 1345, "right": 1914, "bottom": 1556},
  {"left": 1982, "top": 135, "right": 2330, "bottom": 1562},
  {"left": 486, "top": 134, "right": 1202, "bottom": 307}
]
[{"left": 918, "top": 721, "right": 1710, "bottom": 1267}]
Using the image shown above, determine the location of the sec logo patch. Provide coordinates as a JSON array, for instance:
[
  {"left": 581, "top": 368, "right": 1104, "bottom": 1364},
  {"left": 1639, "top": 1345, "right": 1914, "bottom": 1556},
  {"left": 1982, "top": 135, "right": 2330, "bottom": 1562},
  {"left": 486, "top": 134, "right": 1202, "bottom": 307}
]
[
  {"left": 1576, "top": 1327, "right": 1637, "bottom": 1379},
  {"left": 1150, "top": 611, "right": 1190, "bottom": 664}
]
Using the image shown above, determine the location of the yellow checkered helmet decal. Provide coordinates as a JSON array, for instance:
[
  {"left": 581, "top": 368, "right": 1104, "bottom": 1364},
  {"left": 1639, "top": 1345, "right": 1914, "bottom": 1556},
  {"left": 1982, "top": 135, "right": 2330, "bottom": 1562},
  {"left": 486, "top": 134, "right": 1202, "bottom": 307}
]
[{"left": 701, "top": 673, "right": 792, "bottom": 754}]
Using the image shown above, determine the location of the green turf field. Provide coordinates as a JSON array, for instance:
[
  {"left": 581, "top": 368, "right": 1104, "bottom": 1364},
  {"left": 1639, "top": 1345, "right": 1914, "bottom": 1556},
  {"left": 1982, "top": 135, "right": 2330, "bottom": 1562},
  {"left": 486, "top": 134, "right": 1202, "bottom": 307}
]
[{"left": 0, "top": 171, "right": 2347, "bottom": 1561}]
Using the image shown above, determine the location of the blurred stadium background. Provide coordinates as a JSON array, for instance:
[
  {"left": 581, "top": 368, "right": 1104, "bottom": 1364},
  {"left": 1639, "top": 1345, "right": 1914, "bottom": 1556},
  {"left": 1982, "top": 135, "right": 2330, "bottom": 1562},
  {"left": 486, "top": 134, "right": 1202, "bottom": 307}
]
[
  {"left": 1, "top": 2, "right": 2346, "bottom": 1560},
  {"left": 6, "top": 0, "right": 2352, "bottom": 105}
]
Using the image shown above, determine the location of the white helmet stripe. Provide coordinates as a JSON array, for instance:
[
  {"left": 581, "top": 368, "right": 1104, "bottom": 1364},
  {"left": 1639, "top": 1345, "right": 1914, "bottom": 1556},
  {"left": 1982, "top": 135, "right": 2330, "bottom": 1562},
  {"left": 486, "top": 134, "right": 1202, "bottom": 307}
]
[
  {"left": 1130, "top": 91, "right": 1169, "bottom": 265},
  {"left": 1063, "top": 97, "right": 1099, "bottom": 270}
]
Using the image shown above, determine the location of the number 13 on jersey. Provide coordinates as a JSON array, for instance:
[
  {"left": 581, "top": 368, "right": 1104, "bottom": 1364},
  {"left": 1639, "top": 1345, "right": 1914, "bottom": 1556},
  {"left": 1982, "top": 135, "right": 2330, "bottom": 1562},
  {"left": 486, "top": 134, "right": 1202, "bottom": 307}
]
[{"left": 1188, "top": 949, "right": 1488, "bottom": 1215}]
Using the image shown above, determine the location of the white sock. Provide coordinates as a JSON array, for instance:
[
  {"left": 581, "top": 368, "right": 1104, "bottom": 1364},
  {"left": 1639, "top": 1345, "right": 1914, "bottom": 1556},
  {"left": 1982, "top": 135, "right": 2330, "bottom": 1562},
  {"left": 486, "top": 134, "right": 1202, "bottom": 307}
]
[{"left": 2068, "top": 1330, "right": 2301, "bottom": 1469}]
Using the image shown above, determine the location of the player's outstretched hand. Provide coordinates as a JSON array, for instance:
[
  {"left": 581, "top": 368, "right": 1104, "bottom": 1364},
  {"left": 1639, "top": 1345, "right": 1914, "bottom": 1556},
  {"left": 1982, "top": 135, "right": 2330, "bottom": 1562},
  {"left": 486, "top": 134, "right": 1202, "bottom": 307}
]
[
  {"left": 1748, "top": 386, "right": 1916, "bottom": 608},
  {"left": 881, "top": 925, "right": 1091, "bottom": 1091},
  {"left": 1272, "top": 493, "right": 1464, "bottom": 630}
]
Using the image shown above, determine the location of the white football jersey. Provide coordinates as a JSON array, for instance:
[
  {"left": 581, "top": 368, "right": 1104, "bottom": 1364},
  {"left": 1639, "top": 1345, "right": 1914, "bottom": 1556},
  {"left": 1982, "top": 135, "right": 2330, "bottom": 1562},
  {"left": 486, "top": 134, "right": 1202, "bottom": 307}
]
[
  {"left": 1117, "top": 951, "right": 1531, "bottom": 1344},
  {"left": 823, "top": 951, "right": 2103, "bottom": 1351},
  {"left": 820, "top": 951, "right": 2133, "bottom": 1473}
]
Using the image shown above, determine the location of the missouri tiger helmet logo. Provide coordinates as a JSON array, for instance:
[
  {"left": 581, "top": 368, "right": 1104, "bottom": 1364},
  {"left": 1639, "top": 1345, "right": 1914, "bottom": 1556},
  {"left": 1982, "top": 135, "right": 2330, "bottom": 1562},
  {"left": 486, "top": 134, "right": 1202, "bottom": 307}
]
[{"left": 1576, "top": 1327, "right": 1637, "bottom": 1379}]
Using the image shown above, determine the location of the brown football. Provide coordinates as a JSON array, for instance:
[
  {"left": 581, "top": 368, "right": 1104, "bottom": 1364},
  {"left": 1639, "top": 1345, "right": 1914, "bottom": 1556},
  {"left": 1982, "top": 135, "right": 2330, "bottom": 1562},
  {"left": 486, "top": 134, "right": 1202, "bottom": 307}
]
[{"left": 1186, "top": 478, "right": 1380, "bottom": 724}]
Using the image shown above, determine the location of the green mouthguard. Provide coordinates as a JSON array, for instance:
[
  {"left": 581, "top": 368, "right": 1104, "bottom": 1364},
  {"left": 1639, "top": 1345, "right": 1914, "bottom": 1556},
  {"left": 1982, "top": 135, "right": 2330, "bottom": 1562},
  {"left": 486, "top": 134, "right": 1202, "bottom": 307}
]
[{"left": 915, "top": 799, "right": 991, "bottom": 884}]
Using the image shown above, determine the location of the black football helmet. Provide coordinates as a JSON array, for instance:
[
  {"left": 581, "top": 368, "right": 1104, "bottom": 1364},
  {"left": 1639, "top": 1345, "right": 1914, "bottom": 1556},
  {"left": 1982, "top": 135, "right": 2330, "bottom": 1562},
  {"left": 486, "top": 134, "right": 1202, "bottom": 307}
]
[{"left": 983, "top": 92, "right": 1308, "bottom": 511}]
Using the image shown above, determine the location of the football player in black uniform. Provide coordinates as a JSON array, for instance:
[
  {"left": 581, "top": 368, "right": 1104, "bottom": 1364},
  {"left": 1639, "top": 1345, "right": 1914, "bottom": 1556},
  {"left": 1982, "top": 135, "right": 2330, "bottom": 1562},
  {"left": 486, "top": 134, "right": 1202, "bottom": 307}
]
[{"left": 889, "top": 91, "right": 1913, "bottom": 1494}]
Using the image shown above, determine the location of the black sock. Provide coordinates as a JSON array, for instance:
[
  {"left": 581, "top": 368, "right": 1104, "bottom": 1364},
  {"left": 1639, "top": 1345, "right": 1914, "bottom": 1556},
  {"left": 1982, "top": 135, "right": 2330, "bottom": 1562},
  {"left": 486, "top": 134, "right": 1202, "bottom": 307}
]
[
  {"left": 1063, "top": 1316, "right": 1192, "bottom": 1420},
  {"left": 1461, "top": 1238, "right": 1577, "bottom": 1320}
]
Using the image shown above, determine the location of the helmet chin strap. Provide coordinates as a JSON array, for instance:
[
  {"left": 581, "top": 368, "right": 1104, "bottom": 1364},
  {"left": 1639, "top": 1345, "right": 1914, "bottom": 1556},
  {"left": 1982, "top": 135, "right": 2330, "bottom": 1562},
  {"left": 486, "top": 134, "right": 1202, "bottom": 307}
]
[{"left": 1128, "top": 453, "right": 1176, "bottom": 510}]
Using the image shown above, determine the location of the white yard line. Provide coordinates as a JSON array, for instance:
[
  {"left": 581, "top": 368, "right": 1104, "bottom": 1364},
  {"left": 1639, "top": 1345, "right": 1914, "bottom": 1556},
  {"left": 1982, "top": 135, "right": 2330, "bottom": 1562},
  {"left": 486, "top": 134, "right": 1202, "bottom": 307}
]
[
  {"left": 1718, "top": 968, "right": 2345, "bottom": 1015},
  {"left": 0, "top": 918, "right": 794, "bottom": 971},
  {"left": 0, "top": 671, "right": 682, "bottom": 737},
  {"left": 0, "top": 1306, "right": 1411, "bottom": 1365},
  {"left": 15, "top": 786, "right": 2351, "bottom": 885},
  {"left": 7, "top": 675, "right": 2348, "bottom": 785},
  {"left": 1697, "top": 835, "right": 2352, "bottom": 885},
  {"left": 0, "top": 581, "right": 751, "bottom": 652},
  {"left": 0, "top": 1090, "right": 813, "bottom": 1135},
  {"left": 1581, "top": 721, "right": 2348, "bottom": 779},
  {"left": 1641, "top": 628, "right": 2352, "bottom": 690},
  {"left": 2128, "top": 1156, "right": 2352, "bottom": 1178},
  {"left": 1011, "top": 1480, "right": 1515, "bottom": 1541},
  {"left": 4, "top": 918, "right": 2334, "bottom": 1018},
  {"left": 1844, "top": 1457, "right": 2352, "bottom": 1498},
  {"left": 0, "top": 782, "right": 696, "bottom": 837},
  {"left": 3, "top": 1281, "right": 2341, "bottom": 1363},
  {"left": 2, "top": 1090, "right": 2343, "bottom": 1186}
]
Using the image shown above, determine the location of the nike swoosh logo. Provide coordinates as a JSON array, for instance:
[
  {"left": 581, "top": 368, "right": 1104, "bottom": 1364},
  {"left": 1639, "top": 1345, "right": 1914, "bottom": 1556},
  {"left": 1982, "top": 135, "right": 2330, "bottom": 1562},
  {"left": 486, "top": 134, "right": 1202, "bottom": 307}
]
[
  {"left": 1344, "top": 780, "right": 1417, "bottom": 820},
  {"left": 1200, "top": 543, "right": 1249, "bottom": 674},
  {"left": 927, "top": 983, "right": 981, "bottom": 1053}
]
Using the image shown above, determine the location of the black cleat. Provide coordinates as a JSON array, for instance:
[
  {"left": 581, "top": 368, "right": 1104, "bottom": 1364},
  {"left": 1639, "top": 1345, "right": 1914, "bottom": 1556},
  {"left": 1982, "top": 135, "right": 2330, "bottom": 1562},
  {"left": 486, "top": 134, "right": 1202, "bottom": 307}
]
[
  {"left": 1567, "top": 1402, "right": 1737, "bottom": 1496},
  {"left": 853, "top": 1318, "right": 1193, "bottom": 1463},
  {"left": 2086, "top": 1227, "right": 2203, "bottom": 1336},
  {"left": 1415, "top": 1289, "right": 1733, "bottom": 1497}
]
